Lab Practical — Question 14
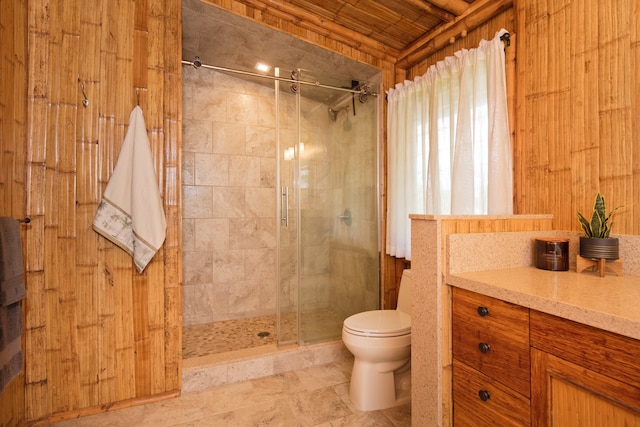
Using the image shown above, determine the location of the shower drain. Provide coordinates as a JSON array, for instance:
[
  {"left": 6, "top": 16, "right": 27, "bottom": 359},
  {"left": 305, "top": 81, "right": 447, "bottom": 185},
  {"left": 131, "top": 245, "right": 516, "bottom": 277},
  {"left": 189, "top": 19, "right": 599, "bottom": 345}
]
[{"left": 257, "top": 331, "right": 271, "bottom": 338}]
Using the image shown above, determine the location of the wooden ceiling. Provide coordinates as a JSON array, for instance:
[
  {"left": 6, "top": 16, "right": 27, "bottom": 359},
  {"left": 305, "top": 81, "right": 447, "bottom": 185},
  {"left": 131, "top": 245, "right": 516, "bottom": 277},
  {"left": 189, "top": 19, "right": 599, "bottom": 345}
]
[
  {"left": 230, "top": 0, "right": 513, "bottom": 68},
  {"left": 286, "top": 0, "right": 474, "bottom": 51}
]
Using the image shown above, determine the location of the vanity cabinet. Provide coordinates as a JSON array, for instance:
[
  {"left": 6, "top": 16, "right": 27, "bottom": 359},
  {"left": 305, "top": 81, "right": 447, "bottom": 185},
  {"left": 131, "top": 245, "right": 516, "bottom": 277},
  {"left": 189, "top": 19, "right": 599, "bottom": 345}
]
[
  {"left": 452, "top": 287, "right": 640, "bottom": 426},
  {"left": 530, "top": 310, "right": 640, "bottom": 426},
  {"left": 452, "top": 287, "right": 530, "bottom": 426}
]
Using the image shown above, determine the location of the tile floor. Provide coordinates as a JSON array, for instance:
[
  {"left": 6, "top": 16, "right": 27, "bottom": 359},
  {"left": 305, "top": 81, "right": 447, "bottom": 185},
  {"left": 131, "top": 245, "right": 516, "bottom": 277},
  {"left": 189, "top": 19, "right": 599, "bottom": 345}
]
[{"left": 47, "top": 358, "right": 411, "bottom": 426}]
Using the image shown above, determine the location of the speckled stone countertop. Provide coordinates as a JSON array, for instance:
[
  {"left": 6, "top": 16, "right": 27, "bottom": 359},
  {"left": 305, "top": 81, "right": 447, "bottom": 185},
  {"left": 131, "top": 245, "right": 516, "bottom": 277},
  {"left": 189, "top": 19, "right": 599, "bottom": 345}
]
[
  {"left": 447, "top": 267, "right": 640, "bottom": 340},
  {"left": 444, "top": 230, "right": 640, "bottom": 341}
]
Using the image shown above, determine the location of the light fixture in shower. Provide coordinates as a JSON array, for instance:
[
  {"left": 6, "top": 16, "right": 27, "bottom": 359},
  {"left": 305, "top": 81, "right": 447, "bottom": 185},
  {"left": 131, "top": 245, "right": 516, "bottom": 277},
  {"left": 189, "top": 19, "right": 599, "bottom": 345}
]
[{"left": 255, "top": 62, "right": 271, "bottom": 73}]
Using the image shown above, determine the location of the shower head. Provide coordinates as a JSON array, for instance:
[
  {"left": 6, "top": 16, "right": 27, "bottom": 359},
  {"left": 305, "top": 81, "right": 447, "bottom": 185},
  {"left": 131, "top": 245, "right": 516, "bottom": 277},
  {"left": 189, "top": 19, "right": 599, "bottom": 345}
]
[{"left": 328, "top": 105, "right": 349, "bottom": 121}]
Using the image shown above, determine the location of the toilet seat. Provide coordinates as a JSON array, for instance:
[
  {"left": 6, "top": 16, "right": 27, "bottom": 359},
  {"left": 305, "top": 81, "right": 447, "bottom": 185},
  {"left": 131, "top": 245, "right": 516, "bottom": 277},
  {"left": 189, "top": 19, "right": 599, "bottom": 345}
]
[{"left": 343, "top": 310, "right": 411, "bottom": 338}]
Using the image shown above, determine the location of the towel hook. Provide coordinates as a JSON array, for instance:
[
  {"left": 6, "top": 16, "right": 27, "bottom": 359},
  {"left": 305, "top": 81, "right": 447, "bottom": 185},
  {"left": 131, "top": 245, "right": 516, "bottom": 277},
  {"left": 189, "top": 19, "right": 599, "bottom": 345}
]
[
  {"left": 136, "top": 88, "right": 140, "bottom": 106},
  {"left": 78, "top": 78, "right": 89, "bottom": 107}
]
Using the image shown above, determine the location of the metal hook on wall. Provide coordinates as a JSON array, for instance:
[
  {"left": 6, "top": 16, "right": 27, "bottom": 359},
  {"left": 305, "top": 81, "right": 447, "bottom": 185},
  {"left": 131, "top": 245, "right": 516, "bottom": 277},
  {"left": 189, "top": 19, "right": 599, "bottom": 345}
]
[
  {"left": 78, "top": 78, "right": 89, "bottom": 107},
  {"left": 136, "top": 88, "right": 140, "bottom": 106}
]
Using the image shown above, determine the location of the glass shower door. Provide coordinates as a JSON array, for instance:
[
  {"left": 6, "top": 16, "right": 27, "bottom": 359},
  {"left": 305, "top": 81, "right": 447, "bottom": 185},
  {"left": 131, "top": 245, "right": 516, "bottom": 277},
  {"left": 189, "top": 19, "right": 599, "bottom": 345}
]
[
  {"left": 276, "top": 70, "right": 300, "bottom": 345},
  {"left": 277, "top": 69, "right": 380, "bottom": 346}
]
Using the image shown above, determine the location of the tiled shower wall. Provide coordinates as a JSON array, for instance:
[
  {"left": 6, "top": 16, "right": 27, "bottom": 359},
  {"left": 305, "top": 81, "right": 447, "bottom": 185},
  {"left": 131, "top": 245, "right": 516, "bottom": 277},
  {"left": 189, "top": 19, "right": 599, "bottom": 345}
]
[{"left": 182, "top": 66, "right": 280, "bottom": 326}]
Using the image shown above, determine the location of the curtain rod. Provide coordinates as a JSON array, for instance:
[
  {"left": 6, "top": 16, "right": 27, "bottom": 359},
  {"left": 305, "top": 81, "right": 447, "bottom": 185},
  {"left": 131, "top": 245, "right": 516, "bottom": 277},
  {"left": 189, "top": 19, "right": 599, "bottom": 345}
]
[
  {"left": 181, "top": 57, "right": 377, "bottom": 96},
  {"left": 500, "top": 32, "right": 510, "bottom": 47}
]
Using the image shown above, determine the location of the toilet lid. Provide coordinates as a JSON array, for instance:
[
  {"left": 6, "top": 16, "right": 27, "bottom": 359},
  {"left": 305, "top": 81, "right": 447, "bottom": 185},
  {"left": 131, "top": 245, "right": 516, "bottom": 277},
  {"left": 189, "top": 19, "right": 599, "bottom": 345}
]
[{"left": 343, "top": 310, "right": 411, "bottom": 337}]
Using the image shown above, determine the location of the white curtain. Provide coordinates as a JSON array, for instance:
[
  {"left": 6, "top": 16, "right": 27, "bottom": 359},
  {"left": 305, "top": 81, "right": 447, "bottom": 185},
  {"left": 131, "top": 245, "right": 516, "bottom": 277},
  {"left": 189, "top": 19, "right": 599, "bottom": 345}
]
[{"left": 386, "top": 29, "right": 513, "bottom": 260}]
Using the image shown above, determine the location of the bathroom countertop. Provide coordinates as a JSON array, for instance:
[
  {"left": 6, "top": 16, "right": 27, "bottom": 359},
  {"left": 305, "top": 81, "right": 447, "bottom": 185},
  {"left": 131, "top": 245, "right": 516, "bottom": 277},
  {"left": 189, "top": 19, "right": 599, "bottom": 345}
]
[{"left": 446, "top": 266, "right": 640, "bottom": 341}]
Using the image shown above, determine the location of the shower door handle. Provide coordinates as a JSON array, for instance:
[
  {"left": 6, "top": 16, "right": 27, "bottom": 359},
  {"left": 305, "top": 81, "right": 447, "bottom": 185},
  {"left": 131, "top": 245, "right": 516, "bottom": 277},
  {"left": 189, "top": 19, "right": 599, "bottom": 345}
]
[{"left": 281, "top": 186, "right": 289, "bottom": 227}]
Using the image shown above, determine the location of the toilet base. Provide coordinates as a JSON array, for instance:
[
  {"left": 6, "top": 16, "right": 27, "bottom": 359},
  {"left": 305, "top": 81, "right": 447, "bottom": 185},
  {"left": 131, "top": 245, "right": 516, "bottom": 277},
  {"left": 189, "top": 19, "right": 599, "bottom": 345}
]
[{"left": 349, "top": 358, "right": 411, "bottom": 411}]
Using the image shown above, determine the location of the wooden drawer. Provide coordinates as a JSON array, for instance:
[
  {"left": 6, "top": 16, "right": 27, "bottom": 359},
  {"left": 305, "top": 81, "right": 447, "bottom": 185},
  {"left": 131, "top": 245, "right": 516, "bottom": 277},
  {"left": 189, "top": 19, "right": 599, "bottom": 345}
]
[
  {"left": 530, "top": 310, "right": 640, "bottom": 390},
  {"left": 453, "top": 359, "right": 531, "bottom": 427},
  {"left": 452, "top": 287, "right": 530, "bottom": 397}
]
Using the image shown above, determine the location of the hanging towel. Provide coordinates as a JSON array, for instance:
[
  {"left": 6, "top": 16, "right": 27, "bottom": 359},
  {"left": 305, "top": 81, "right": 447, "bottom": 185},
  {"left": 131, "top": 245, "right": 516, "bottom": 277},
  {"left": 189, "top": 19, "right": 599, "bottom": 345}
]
[
  {"left": 92, "top": 106, "right": 167, "bottom": 273},
  {"left": 0, "top": 217, "right": 25, "bottom": 394}
]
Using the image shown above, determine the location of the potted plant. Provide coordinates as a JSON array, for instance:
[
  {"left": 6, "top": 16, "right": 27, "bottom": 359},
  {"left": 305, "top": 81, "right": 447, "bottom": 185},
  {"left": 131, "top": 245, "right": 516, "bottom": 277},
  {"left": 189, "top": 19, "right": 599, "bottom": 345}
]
[{"left": 576, "top": 192, "right": 625, "bottom": 260}]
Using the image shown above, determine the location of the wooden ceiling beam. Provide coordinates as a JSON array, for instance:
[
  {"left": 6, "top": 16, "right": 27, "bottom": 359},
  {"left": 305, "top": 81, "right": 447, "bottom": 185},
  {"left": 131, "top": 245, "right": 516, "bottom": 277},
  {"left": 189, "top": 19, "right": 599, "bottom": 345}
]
[
  {"left": 396, "top": 0, "right": 513, "bottom": 69},
  {"left": 402, "top": 0, "right": 456, "bottom": 22},
  {"left": 423, "top": 0, "right": 470, "bottom": 16}
]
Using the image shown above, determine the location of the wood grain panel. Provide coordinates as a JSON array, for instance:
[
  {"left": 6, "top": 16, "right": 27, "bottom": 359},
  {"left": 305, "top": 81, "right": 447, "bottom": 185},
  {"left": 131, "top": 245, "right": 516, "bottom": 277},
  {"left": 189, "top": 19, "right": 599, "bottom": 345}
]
[
  {"left": 532, "top": 348, "right": 640, "bottom": 427},
  {"left": 530, "top": 310, "right": 640, "bottom": 389},
  {"left": 452, "top": 287, "right": 530, "bottom": 398},
  {"left": 453, "top": 359, "right": 530, "bottom": 427}
]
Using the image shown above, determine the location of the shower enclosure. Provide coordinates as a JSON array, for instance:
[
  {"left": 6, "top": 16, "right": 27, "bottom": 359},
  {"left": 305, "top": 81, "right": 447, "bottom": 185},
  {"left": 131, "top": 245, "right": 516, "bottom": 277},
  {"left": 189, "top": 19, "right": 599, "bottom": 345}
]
[{"left": 276, "top": 69, "right": 381, "bottom": 345}]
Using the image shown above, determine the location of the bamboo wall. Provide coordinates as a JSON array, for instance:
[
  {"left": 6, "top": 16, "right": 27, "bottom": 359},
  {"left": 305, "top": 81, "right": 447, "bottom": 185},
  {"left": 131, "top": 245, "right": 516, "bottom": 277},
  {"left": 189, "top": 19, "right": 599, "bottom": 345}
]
[
  {"left": 513, "top": 0, "right": 639, "bottom": 235},
  {"left": 3, "top": 0, "right": 184, "bottom": 423},
  {"left": 0, "top": 0, "right": 28, "bottom": 425}
]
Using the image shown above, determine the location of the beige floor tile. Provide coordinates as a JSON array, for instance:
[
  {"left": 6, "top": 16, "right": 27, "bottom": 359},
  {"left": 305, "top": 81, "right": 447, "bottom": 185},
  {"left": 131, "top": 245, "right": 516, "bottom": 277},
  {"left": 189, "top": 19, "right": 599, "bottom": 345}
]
[
  {"left": 330, "top": 411, "right": 397, "bottom": 427},
  {"left": 289, "top": 387, "right": 353, "bottom": 425},
  {"left": 205, "top": 398, "right": 302, "bottom": 427},
  {"left": 293, "top": 362, "right": 349, "bottom": 391},
  {"left": 380, "top": 404, "right": 412, "bottom": 427},
  {"left": 248, "top": 371, "right": 307, "bottom": 399}
]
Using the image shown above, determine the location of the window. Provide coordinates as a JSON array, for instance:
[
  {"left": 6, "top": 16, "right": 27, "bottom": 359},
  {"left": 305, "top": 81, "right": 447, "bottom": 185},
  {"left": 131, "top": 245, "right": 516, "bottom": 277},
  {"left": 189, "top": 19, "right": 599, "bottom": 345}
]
[{"left": 386, "top": 30, "right": 513, "bottom": 260}]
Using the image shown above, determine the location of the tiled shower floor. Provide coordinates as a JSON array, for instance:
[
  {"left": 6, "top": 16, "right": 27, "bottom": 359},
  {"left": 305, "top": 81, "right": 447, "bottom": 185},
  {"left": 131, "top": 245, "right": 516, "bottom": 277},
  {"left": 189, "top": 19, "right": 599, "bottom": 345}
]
[
  {"left": 182, "top": 310, "right": 345, "bottom": 360},
  {"left": 182, "top": 315, "right": 278, "bottom": 359}
]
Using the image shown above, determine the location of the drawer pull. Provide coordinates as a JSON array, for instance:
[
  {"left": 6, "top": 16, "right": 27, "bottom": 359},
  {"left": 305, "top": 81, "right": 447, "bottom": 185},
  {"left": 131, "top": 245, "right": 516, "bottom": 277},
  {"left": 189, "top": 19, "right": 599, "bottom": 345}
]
[
  {"left": 477, "top": 306, "right": 490, "bottom": 317},
  {"left": 478, "top": 342, "right": 491, "bottom": 353},
  {"left": 478, "top": 389, "right": 491, "bottom": 401}
]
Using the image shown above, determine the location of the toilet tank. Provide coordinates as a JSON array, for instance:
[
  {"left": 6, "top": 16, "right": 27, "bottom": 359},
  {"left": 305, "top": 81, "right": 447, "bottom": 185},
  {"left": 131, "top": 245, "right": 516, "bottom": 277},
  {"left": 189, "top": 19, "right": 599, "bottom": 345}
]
[{"left": 396, "top": 269, "right": 411, "bottom": 316}]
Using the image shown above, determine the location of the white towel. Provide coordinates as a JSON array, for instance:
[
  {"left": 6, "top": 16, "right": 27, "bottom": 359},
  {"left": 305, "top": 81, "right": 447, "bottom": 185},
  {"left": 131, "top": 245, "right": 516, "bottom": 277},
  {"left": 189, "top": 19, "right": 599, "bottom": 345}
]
[{"left": 92, "top": 106, "right": 166, "bottom": 272}]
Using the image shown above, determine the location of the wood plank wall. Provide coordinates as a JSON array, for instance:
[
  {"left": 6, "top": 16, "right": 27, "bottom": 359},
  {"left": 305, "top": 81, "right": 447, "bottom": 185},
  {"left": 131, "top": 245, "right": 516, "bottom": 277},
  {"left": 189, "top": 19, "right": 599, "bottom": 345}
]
[
  {"left": 513, "top": 0, "right": 639, "bottom": 235},
  {"left": 0, "top": 0, "right": 28, "bottom": 425},
  {"left": 2, "top": 0, "right": 183, "bottom": 423}
]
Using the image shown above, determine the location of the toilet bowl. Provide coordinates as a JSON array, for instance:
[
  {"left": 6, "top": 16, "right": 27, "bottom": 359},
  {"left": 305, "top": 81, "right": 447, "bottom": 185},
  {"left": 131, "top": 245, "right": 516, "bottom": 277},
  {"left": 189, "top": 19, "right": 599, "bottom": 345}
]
[{"left": 342, "top": 269, "right": 412, "bottom": 411}]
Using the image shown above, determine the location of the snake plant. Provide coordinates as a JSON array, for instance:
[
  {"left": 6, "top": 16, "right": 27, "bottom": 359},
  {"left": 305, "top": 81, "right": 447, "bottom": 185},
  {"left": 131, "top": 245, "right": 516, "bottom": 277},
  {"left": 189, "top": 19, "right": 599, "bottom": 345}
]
[{"left": 576, "top": 192, "right": 624, "bottom": 238}]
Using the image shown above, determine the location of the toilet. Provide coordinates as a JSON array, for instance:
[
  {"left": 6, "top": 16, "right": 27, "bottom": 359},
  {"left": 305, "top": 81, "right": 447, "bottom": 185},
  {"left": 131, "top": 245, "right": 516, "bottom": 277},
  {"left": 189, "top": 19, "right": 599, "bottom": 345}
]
[{"left": 342, "top": 269, "right": 412, "bottom": 411}]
